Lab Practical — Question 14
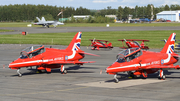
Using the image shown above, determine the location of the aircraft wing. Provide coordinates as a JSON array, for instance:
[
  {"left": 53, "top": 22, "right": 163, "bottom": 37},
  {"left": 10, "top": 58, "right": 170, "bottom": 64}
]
[
  {"left": 142, "top": 64, "right": 180, "bottom": 69},
  {"left": 118, "top": 39, "right": 149, "bottom": 42},
  {"left": 34, "top": 21, "right": 58, "bottom": 26},
  {"left": 126, "top": 39, "right": 149, "bottom": 42},
  {"left": 46, "top": 60, "right": 96, "bottom": 65},
  {"left": 89, "top": 39, "right": 110, "bottom": 42}
]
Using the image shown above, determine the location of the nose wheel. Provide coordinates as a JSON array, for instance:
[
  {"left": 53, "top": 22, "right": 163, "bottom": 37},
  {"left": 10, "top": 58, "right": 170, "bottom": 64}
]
[
  {"left": 17, "top": 69, "right": 22, "bottom": 77},
  {"left": 114, "top": 74, "right": 119, "bottom": 83}
]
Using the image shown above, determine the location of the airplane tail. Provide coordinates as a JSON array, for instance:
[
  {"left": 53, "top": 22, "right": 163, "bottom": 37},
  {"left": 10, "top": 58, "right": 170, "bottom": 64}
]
[
  {"left": 36, "top": 17, "right": 46, "bottom": 22},
  {"left": 36, "top": 17, "right": 41, "bottom": 22},
  {"left": 161, "top": 33, "right": 176, "bottom": 54},
  {"left": 66, "top": 32, "right": 82, "bottom": 52},
  {"left": 41, "top": 17, "right": 46, "bottom": 22}
]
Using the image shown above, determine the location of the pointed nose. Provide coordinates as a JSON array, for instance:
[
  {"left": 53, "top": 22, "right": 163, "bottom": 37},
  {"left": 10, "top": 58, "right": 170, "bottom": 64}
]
[
  {"left": 106, "top": 65, "right": 117, "bottom": 75},
  {"left": 106, "top": 65, "right": 112, "bottom": 73},
  {"left": 8, "top": 59, "right": 21, "bottom": 69},
  {"left": 9, "top": 62, "right": 17, "bottom": 69}
]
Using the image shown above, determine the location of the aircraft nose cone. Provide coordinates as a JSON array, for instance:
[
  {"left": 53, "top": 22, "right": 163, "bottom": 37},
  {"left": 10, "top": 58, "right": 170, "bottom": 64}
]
[
  {"left": 8, "top": 62, "right": 14, "bottom": 68},
  {"left": 106, "top": 65, "right": 112, "bottom": 73},
  {"left": 8, "top": 60, "right": 19, "bottom": 69},
  {"left": 8, "top": 63, "right": 13, "bottom": 69}
]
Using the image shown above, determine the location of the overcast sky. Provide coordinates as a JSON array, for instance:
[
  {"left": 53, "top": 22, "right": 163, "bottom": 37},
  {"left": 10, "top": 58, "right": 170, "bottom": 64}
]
[{"left": 2, "top": 0, "right": 180, "bottom": 9}]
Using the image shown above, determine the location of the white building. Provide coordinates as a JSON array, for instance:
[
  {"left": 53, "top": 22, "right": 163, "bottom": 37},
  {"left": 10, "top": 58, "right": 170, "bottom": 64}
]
[
  {"left": 105, "top": 15, "right": 117, "bottom": 19},
  {"left": 156, "top": 10, "right": 180, "bottom": 22},
  {"left": 73, "top": 15, "right": 90, "bottom": 19}
]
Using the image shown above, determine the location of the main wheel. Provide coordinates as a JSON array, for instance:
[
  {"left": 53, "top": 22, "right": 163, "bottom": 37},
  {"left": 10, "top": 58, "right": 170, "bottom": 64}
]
[
  {"left": 61, "top": 70, "right": 67, "bottom": 74},
  {"left": 158, "top": 75, "right": 166, "bottom": 80},
  {"left": 162, "top": 75, "right": 166, "bottom": 80},
  {"left": 63, "top": 70, "right": 67, "bottom": 74}
]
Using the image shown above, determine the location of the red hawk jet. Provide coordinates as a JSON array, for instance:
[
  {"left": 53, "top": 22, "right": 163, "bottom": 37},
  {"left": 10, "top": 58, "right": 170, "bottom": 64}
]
[
  {"left": 107, "top": 33, "right": 180, "bottom": 83},
  {"left": 9, "top": 32, "right": 98, "bottom": 77}
]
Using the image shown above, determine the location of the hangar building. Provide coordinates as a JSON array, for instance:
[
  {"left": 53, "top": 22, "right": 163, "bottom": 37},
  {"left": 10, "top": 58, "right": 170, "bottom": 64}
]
[{"left": 156, "top": 10, "right": 180, "bottom": 22}]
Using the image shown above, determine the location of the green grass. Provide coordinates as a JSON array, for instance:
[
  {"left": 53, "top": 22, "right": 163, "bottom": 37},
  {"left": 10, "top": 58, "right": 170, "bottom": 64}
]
[
  {"left": 1, "top": 22, "right": 180, "bottom": 27},
  {"left": 0, "top": 30, "right": 179, "bottom": 48}
]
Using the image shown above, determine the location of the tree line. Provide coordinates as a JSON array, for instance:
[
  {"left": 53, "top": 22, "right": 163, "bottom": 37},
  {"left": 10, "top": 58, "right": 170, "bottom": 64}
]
[{"left": 0, "top": 4, "right": 180, "bottom": 22}]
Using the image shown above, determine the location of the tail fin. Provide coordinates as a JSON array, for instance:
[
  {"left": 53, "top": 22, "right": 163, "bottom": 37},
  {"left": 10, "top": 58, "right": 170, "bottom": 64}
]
[
  {"left": 41, "top": 17, "right": 46, "bottom": 22},
  {"left": 36, "top": 17, "right": 41, "bottom": 22},
  {"left": 66, "top": 32, "right": 82, "bottom": 51},
  {"left": 161, "top": 33, "right": 176, "bottom": 54}
]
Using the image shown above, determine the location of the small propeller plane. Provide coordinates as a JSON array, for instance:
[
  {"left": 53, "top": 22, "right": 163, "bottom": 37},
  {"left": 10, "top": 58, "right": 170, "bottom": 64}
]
[
  {"left": 118, "top": 39, "right": 149, "bottom": 49},
  {"left": 175, "top": 41, "right": 180, "bottom": 50},
  {"left": 89, "top": 38, "right": 113, "bottom": 50},
  {"left": 9, "top": 32, "right": 98, "bottom": 77},
  {"left": 162, "top": 39, "right": 180, "bottom": 50},
  {"left": 107, "top": 33, "right": 180, "bottom": 83}
]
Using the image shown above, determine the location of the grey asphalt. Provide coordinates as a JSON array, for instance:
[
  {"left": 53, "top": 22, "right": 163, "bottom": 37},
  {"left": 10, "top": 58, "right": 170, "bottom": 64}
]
[
  {"left": 0, "top": 44, "right": 180, "bottom": 101},
  {"left": 0, "top": 26, "right": 180, "bottom": 34}
]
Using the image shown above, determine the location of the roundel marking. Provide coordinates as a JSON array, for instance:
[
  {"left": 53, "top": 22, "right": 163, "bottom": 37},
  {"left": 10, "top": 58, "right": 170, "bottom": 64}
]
[
  {"left": 65, "top": 56, "right": 68, "bottom": 60},
  {"left": 161, "top": 59, "right": 164, "bottom": 65}
]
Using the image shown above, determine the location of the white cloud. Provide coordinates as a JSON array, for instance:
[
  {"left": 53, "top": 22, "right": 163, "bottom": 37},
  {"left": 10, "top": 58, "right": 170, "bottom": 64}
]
[
  {"left": 93, "top": 0, "right": 117, "bottom": 3},
  {"left": 162, "top": 1, "right": 179, "bottom": 6}
]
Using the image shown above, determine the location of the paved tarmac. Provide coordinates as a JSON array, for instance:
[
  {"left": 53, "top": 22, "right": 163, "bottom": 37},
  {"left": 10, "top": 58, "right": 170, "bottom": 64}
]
[
  {"left": 0, "top": 44, "right": 180, "bottom": 101},
  {"left": 0, "top": 26, "right": 180, "bottom": 34}
]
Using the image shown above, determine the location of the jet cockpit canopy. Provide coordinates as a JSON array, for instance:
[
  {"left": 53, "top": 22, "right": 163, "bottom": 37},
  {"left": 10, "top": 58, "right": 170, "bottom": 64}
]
[
  {"left": 116, "top": 48, "right": 142, "bottom": 63},
  {"left": 20, "top": 45, "right": 45, "bottom": 59}
]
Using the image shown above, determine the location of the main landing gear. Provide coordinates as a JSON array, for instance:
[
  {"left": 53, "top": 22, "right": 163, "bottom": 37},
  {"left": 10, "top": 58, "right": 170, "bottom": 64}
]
[
  {"left": 61, "top": 65, "right": 67, "bottom": 74},
  {"left": 159, "top": 69, "right": 166, "bottom": 80}
]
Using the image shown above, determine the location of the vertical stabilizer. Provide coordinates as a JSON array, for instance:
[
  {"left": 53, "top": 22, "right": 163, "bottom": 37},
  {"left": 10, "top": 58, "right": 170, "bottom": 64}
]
[
  {"left": 41, "top": 17, "right": 46, "bottom": 22},
  {"left": 36, "top": 17, "right": 41, "bottom": 22},
  {"left": 66, "top": 32, "right": 82, "bottom": 52},
  {"left": 161, "top": 33, "right": 176, "bottom": 54}
]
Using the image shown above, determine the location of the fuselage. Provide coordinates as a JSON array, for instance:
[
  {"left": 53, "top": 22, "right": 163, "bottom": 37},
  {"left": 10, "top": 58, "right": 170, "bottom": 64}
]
[
  {"left": 92, "top": 41, "right": 112, "bottom": 48},
  {"left": 9, "top": 48, "right": 84, "bottom": 69},
  {"left": 106, "top": 50, "right": 178, "bottom": 75}
]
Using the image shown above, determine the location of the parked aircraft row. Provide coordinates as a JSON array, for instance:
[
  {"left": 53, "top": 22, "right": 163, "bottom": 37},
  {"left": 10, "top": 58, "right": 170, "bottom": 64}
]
[
  {"left": 8, "top": 32, "right": 180, "bottom": 83},
  {"left": 89, "top": 38, "right": 149, "bottom": 50}
]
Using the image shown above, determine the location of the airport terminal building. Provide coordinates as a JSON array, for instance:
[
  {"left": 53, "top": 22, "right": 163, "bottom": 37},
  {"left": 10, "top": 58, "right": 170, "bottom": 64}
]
[{"left": 156, "top": 10, "right": 180, "bottom": 22}]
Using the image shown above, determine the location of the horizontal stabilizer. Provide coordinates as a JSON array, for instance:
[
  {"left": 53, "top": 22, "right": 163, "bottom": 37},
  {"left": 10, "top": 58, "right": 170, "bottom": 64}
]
[{"left": 78, "top": 51, "right": 100, "bottom": 57}]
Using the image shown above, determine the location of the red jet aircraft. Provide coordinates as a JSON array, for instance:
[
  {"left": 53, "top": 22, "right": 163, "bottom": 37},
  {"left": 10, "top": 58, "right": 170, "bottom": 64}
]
[
  {"left": 118, "top": 39, "right": 149, "bottom": 49},
  {"left": 9, "top": 32, "right": 98, "bottom": 77},
  {"left": 107, "top": 33, "right": 180, "bottom": 83},
  {"left": 89, "top": 38, "right": 113, "bottom": 50}
]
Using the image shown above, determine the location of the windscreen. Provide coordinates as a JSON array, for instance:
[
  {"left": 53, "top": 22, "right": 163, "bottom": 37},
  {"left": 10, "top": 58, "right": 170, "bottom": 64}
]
[
  {"left": 20, "top": 45, "right": 45, "bottom": 59},
  {"left": 116, "top": 48, "right": 142, "bottom": 63}
]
